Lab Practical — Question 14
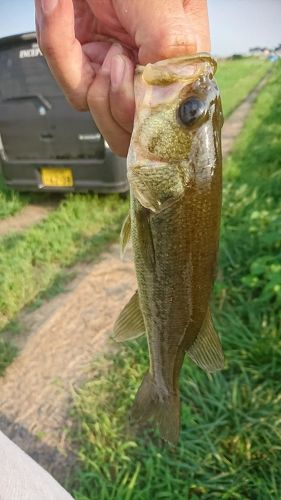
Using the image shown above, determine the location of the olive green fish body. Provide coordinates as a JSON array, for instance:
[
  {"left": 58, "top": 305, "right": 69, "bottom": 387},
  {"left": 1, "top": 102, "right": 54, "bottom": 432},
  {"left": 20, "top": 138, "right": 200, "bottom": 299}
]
[
  {"left": 133, "top": 168, "right": 221, "bottom": 387},
  {"left": 114, "top": 54, "right": 224, "bottom": 443}
]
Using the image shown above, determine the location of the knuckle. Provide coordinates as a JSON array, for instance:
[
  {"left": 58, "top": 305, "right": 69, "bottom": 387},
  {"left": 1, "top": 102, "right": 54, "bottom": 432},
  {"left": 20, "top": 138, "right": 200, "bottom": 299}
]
[
  {"left": 37, "top": 30, "right": 60, "bottom": 60},
  {"left": 163, "top": 39, "right": 196, "bottom": 56},
  {"left": 38, "top": 39, "right": 57, "bottom": 59},
  {"left": 151, "top": 29, "right": 197, "bottom": 60}
]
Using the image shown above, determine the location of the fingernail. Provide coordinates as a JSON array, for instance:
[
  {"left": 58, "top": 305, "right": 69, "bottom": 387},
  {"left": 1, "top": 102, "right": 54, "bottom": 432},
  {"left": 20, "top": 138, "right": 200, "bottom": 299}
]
[
  {"left": 111, "top": 55, "right": 126, "bottom": 91},
  {"left": 102, "top": 44, "right": 124, "bottom": 75},
  {"left": 41, "top": 0, "right": 58, "bottom": 15},
  {"left": 102, "top": 55, "right": 112, "bottom": 74}
]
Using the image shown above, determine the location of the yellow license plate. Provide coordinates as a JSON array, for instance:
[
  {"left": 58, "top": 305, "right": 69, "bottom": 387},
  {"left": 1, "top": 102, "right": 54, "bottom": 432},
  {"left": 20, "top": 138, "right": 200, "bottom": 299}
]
[{"left": 41, "top": 168, "right": 73, "bottom": 187}]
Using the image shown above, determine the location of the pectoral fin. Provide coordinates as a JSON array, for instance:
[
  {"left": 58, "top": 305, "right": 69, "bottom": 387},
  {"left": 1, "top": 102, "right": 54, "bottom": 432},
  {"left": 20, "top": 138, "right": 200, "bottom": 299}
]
[
  {"left": 113, "top": 291, "right": 145, "bottom": 342},
  {"left": 135, "top": 208, "right": 155, "bottom": 268},
  {"left": 120, "top": 212, "right": 131, "bottom": 257},
  {"left": 187, "top": 308, "right": 224, "bottom": 373}
]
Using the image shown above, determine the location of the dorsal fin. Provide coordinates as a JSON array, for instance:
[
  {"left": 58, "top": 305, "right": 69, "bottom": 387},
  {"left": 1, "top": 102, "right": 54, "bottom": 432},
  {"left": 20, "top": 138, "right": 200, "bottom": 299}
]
[
  {"left": 187, "top": 308, "right": 224, "bottom": 373},
  {"left": 113, "top": 291, "right": 145, "bottom": 342}
]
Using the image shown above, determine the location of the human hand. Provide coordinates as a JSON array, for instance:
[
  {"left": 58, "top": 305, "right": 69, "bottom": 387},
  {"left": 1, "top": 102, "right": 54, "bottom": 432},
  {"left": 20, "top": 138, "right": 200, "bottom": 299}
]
[{"left": 35, "top": 0, "right": 210, "bottom": 156}]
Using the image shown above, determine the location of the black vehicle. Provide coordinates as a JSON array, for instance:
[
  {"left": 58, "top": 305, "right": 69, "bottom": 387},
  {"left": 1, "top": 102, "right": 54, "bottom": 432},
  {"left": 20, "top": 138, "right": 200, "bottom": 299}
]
[{"left": 0, "top": 32, "right": 128, "bottom": 192}]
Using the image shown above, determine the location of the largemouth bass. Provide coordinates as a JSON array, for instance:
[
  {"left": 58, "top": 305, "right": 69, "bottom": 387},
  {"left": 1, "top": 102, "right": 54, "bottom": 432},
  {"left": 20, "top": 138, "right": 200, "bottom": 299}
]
[{"left": 114, "top": 53, "right": 224, "bottom": 444}]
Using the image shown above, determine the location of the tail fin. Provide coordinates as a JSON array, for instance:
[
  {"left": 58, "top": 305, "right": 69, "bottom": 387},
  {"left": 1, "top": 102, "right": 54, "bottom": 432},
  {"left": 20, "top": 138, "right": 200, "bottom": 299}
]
[{"left": 131, "top": 373, "right": 180, "bottom": 445}]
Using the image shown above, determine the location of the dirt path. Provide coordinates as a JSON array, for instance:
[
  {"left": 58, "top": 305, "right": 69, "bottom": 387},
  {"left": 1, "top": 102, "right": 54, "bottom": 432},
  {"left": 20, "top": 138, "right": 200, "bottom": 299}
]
[
  {"left": 0, "top": 246, "right": 136, "bottom": 482},
  {"left": 0, "top": 200, "right": 57, "bottom": 238},
  {"left": 0, "top": 73, "right": 269, "bottom": 485}
]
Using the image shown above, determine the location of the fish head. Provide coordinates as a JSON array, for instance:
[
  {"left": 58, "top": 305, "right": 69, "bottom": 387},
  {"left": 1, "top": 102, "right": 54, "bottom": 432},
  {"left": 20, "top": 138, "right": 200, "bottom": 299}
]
[{"left": 128, "top": 54, "right": 223, "bottom": 212}]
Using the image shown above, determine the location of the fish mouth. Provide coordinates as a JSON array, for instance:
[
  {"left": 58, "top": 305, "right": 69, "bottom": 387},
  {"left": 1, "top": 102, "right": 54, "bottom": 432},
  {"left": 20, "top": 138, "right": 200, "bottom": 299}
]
[{"left": 136, "top": 53, "right": 217, "bottom": 86}]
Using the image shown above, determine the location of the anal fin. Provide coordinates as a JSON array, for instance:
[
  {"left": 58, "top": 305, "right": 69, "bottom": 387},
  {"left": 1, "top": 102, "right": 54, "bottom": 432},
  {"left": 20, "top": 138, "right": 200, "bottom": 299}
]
[
  {"left": 113, "top": 291, "right": 145, "bottom": 342},
  {"left": 187, "top": 308, "right": 224, "bottom": 373}
]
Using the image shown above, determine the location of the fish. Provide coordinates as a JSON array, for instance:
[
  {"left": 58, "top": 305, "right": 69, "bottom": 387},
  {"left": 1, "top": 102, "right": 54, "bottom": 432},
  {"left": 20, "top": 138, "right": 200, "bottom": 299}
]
[{"left": 113, "top": 53, "right": 224, "bottom": 444}]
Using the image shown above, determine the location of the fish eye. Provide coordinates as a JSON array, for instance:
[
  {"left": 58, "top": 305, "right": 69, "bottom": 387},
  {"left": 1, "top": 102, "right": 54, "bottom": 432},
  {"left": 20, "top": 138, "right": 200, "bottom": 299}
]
[{"left": 178, "top": 97, "right": 206, "bottom": 126}]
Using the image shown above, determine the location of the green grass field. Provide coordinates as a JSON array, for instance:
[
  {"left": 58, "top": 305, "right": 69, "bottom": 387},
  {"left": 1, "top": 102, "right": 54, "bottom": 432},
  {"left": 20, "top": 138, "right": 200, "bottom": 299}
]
[{"left": 67, "top": 63, "right": 281, "bottom": 499}]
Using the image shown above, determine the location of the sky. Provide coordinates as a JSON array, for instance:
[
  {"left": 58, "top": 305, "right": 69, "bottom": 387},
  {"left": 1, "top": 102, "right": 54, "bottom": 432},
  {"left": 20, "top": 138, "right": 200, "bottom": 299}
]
[{"left": 0, "top": 0, "right": 280, "bottom": 56}]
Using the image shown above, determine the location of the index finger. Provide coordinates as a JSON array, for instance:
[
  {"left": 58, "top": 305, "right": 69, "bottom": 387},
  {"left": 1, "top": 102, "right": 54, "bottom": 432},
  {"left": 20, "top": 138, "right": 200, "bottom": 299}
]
[{"left": 35, "top": 0, "right": 94, "bottom": 110}]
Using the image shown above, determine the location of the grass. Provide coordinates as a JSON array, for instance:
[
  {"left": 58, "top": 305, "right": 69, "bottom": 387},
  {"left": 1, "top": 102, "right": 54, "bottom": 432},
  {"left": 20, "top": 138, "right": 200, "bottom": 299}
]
[
  {"left": 0, "top": 172, "right": 56, "bottom": 219},
  {"left": 0, "top": 194, "right": 128, "bottom": 369},
  {"left": 216, "top": 57, "right": 270, "bottom": 117},
  {"left": 67, "top": 62, "right": 281, "bottom": 499},
  {"left": 0, "top": 194, "right": 128, "bottom": 331},
  {"left": 0, "top": 339, "right": 17, "bottom": 376},
  {"left": 0, "top": 174, "right": 30, "bottom": 219}
]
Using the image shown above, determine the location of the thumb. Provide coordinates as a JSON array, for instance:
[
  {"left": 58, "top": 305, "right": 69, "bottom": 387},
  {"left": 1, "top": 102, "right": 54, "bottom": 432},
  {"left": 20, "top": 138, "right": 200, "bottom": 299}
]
[
  {"left": 114, "top": 0, "right": 210, "bottom": 64},
  {"left": 138, "top": 19, "right": 197, "bottom": 64}
]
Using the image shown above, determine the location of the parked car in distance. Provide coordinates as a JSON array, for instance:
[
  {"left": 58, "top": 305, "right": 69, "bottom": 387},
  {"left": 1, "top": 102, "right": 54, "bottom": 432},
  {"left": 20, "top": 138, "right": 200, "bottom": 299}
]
[{"left": 0, "top": 32, "right": 128, "bottom": 193}]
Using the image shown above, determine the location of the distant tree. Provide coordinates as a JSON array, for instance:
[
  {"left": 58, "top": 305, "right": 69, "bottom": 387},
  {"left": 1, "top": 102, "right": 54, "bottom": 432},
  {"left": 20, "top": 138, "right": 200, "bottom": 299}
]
[{"left": 232, "top": 54, "right": 243, "bottom": 60}]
